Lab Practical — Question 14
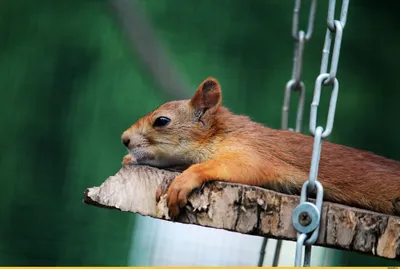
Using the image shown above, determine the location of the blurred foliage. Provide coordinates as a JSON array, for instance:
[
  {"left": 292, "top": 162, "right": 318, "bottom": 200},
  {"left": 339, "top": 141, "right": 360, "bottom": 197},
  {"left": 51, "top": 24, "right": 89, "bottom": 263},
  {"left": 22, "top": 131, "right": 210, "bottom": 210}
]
[{"left": 0, "top": 0, "right": 399, "bottom": 266}]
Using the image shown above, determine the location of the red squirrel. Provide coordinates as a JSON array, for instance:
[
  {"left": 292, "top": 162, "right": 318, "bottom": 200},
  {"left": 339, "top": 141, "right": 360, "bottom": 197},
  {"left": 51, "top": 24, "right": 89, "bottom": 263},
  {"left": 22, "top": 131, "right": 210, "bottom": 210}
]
[{"left": 121, "top": 77, "right": 400, "bottom": 218}]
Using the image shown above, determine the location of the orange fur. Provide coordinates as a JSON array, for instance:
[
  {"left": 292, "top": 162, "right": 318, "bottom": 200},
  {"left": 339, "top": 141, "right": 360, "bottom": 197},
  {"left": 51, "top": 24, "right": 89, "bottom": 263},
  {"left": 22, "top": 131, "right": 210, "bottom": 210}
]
[{"left": 122, "top": 77, "right": 400, "bottom": 218}]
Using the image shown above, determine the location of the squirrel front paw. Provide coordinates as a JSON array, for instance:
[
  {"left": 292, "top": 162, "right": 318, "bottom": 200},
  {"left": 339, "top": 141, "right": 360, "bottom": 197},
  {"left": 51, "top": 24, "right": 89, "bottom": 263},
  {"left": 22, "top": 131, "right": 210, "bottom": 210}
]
[
  {"left": 122, "top": 154, "right": 133, "bottom": 165},
  {"left": 165, "top": 172, "right": 202, "bottom": 219}
]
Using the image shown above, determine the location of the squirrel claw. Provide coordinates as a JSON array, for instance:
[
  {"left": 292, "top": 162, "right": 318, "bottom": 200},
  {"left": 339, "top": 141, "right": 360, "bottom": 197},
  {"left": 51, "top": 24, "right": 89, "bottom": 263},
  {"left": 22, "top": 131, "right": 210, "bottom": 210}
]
[
  {"left": 122, "top": 154, "right": 134, "bottom": 165},
  {"left": 168, "top": 202, "right": 181, "bottom": 220},
  {"left": 166, "top": 173, "right": 201, "bottom": 219},
  {"left": 155, "top": 188, "right": 162, "bottom": 203}
]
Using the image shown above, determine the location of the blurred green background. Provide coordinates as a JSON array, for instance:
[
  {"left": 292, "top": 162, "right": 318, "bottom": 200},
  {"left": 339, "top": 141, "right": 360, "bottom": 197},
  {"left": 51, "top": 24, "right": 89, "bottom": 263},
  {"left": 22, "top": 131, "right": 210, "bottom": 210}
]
[{"left": 0, "top": 0, "right": 399, "bottom": 266}]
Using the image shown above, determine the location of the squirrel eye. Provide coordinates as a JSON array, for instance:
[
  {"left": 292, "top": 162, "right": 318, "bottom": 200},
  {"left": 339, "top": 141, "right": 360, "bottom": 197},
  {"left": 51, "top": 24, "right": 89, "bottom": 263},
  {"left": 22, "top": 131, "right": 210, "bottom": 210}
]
[{"left": 153, "top": 116, "right": 171, "bottom": 128}]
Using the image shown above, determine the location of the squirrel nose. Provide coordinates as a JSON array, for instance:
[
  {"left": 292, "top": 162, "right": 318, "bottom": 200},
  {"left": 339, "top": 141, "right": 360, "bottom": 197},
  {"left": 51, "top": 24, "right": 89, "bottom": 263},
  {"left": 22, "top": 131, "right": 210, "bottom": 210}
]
[{"left": 122, "top": 137, "right": 130, "bottom": 148}]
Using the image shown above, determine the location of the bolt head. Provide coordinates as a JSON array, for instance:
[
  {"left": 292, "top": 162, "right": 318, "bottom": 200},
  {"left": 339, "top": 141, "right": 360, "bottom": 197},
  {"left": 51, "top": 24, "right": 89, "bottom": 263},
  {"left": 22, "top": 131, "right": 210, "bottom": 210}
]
[{"left": 298, "top": 212, "right": 312, "bottom": 226}]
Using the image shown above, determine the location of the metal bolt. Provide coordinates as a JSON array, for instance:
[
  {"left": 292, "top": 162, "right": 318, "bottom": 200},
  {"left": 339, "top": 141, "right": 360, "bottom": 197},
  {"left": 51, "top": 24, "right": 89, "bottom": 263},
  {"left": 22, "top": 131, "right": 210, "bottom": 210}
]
[{"left": 298, "top": 212, "right": 312, "bottom": 226}]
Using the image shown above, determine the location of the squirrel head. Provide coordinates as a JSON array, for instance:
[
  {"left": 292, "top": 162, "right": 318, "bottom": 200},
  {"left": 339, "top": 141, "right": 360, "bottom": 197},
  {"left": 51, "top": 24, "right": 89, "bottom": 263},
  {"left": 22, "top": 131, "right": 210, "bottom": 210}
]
[{"left": 121, "top": 77, "right": 223, "bottom": 168}]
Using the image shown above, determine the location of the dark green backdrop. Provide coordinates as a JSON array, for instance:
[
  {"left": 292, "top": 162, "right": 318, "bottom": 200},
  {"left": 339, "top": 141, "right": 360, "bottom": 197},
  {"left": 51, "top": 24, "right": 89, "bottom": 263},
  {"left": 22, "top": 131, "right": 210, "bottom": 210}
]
[{"left": 0, "top": 0, "right": 399, "bottom": 266}]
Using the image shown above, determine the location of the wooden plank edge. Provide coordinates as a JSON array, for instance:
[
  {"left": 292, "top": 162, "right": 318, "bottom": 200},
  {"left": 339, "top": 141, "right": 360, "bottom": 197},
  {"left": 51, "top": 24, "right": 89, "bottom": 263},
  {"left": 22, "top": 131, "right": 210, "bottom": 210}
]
[{"left": 83, "top": 164, "right": 400, "bottom": 260}]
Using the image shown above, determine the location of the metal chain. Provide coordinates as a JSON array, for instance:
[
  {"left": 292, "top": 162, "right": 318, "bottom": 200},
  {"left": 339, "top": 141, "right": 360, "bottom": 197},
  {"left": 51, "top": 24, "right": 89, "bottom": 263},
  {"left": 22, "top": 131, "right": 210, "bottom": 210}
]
[
  {"left": 259, "top": 1, "right": 318, "bottom": 267},
  {"left": 292, "top": 0, "right": 350, "bottom": 267},
  {"left": 282, "top": 0, "right": 316, "bottom": 133}
]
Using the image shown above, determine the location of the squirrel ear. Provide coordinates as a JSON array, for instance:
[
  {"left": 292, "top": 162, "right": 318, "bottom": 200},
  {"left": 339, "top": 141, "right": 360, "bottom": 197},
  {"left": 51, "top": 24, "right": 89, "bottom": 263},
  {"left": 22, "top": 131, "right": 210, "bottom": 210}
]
[{"left": 190, "top": 77, "right": 222, "bottom": 114}]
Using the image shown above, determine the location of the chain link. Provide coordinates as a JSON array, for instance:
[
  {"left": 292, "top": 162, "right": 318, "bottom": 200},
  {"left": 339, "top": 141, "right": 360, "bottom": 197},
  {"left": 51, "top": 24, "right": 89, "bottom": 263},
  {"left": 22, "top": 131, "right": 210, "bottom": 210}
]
[
  {"left": 282, "top": 80, "right": 306, "bottom": 132},
  {"left": 292, "top": 0, "right": 317, "bottom": 40},
  {"left": 282, "top": 0, "right": 317, "bottom": 132},
  {"left": 293, "top": 0, "right": 350, "bottom": 266},
  {"left": 327, "top": 0, "right": 349, "bottom": 31},
  {"left": 310, "top": 74, "right": 339, "bottom": 138},
  {"left": 320, "top": 21, "right": 343, "bottom": 85}
]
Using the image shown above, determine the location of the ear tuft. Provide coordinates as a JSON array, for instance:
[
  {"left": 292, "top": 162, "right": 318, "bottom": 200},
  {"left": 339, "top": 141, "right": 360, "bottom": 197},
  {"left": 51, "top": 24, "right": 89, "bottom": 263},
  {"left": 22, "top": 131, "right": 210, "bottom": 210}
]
[
  {"left": 202, "top": 78, "right": 218, "bottom": 92},
  {"left": 190, "top": 77, "right": 222, "bottom": 113}
]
